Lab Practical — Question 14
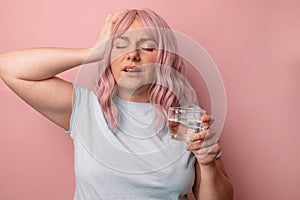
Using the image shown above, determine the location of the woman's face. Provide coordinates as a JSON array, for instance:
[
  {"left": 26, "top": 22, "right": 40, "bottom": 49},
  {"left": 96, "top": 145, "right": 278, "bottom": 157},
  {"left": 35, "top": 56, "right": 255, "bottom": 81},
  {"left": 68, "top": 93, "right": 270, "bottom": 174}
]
[{"left": 110, "top": 19, "right": 158, "bottom": 101}]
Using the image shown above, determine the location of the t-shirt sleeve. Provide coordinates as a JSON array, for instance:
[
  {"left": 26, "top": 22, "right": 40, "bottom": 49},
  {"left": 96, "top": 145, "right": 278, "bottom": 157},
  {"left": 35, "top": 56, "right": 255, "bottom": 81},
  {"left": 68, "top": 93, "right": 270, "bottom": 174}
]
[{"left": 65, "top": 83, "right": 93, "bottom": 138}]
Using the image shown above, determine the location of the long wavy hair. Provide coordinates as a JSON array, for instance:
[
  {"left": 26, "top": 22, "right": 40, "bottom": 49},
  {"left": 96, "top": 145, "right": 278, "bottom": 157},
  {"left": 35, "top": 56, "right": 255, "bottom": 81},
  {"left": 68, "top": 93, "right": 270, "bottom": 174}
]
[{"left": 96, "top": 8, "right": 197, "bottom": 131}]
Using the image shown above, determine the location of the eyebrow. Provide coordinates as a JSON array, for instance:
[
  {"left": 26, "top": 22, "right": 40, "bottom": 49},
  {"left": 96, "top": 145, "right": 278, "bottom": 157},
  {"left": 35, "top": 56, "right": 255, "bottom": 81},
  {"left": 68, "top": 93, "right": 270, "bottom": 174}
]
[
  {"left": 115, "top": 36, "right": 130, "bottom": 42},
  {"left": 138, "top": 38, "right": 157, "bottom": 45},
  {"left": 115, "top": 36, "right": 157, "bottom": 44}
]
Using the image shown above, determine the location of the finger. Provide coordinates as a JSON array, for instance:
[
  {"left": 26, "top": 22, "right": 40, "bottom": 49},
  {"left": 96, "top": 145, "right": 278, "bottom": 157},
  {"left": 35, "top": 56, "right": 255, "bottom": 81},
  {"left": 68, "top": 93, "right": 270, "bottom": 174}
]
[
  {"left": 201, "top": 130, "right": 219, "bottom": 148},
  {"left": 111, "top": 9, "right": 128, "bottom": 22},
  {"left": 105, "top": 14, "right": 112, "bottom": 22},
  {"left": 200, "top": 138, "right": 218, "bottom": 149},
  {"left": 201, "top": 115, "right": 211, "bottom": 130},
  {"left": 201, "top": 114, "right": 210, "bottom": 122},
  {"left": 191, "top": 129, "right": 214, "bottom": 142},
  {"left": 186, "top": 140, "right": 202, "bottom": 151},
  {"left": 194, "top": 143, "right": 221, "bottom": 165},
  {"left": 190, "top": 130, "right": 218, "bottom": 150},
  {"left": 105, "top": 12, "right": 123, "bottom": 25},
  {"left": 201, "top": 115, "right": 214, "bottom": 125},
  {"left": 200, "top": 143, "right": 220, "bottom": 156},
  {"left": 195, "top": 143, "right": 221, "bottom": 157},
  {"left": 187, "top": 137, "right": 217, "bottom": 151},
  {"left": 115, "top": 9, "right": 129, "bottom": 16},
  {"left": 204, "top": 124, "right": 210, "bottom": 130},
  {"left": 191, "top": 131, "right": 207, "bottom": 142},
  {"left": 102, "top": 11, "right": 126, "bottom": 36}
]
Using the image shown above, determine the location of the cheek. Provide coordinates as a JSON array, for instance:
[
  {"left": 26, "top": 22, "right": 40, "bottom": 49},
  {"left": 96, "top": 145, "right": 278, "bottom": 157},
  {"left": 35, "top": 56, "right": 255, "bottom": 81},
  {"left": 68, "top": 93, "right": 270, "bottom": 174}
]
[
  {"left": 144, "top": 66, "right": 156, "bottom": 83},
  {"left": 110, "top": 47, "right": 129, "bottom": 63},
  {"left": 149, "top": 56, "right": 157, "bottom": 63},
  {"left": 143, "top": 52, "right": 158, "bottom": 63},
  {"left": 110, "top": 61, "right": 121, "bottom": 82},
  {"left": 110, "top": 51, "right": 123, "bottom": 74},
  {"left": 110, "top": 50, "right": 121, "bottom": 64}
]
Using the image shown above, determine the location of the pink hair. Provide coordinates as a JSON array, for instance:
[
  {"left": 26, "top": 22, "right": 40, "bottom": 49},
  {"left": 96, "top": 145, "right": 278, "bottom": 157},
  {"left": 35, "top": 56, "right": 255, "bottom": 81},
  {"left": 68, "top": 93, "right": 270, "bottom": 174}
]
[{"left": 96, "top": 9, "right": 197, "bottom": 131}]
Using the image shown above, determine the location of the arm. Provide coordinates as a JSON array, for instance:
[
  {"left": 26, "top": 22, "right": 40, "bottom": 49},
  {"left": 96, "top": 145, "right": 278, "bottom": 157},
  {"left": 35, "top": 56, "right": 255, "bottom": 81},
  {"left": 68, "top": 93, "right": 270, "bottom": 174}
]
[
  {"left": 0, "top": 48, "right": 91, "bottom": 130},
  {"left": 0, "top": 48, "right": 90, "bottom": 81},
  {"left": 193, "top": 153, "right": 234, "bottom": 200},
  {"left": 186, "top": 115, "right": 233, "bottom": 199},
  {"left": 0, "top": 11, "right": 125, "bottom": 131}
]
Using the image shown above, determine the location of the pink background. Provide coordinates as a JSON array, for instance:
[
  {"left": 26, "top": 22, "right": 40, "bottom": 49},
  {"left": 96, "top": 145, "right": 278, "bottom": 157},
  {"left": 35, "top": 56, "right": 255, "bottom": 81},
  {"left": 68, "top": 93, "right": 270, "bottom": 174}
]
[{"left": 1, "top": 0, "right": 300, "bottom": 199}]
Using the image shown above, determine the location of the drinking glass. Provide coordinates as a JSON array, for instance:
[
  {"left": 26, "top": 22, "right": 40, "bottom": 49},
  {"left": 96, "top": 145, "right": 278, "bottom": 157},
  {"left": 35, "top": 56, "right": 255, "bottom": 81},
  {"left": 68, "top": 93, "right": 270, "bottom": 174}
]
[{"left": 168, "top": 107, "right": 206, "bottom": 142}]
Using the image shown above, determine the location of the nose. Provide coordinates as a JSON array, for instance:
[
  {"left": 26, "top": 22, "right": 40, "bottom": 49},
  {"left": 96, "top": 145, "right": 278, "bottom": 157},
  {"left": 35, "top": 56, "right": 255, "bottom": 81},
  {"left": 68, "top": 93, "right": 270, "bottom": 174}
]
[{"left": 127, "top": 50, "right": 140, "bottom": 62}]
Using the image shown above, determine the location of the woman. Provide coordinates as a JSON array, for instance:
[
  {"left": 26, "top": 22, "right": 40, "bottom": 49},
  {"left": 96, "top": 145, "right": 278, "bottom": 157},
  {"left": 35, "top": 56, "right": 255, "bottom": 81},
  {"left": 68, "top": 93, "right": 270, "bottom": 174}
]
[{"left": 0, "top": 8, "right": 233, "bottom": 200}]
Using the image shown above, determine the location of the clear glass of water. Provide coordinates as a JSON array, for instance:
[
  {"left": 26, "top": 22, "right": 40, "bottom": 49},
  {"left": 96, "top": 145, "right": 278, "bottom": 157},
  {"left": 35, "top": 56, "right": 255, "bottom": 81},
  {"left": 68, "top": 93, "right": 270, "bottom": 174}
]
[{"left": 168, "top": 107, "right": 206, "bottom": 142}]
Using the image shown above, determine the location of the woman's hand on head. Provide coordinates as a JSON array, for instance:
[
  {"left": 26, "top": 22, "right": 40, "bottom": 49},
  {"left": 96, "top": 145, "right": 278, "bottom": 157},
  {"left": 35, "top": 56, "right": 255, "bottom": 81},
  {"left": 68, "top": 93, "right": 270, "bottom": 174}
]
[{"left": 89, "top": 10, "right": 128, "bottom": 61}]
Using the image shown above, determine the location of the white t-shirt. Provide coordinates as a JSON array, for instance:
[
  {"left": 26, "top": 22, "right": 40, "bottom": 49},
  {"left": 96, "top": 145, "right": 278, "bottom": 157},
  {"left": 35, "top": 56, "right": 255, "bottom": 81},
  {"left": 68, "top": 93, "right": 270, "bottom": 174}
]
[{"left": 69, "top": 84, "right": 196, "bottom": 200}]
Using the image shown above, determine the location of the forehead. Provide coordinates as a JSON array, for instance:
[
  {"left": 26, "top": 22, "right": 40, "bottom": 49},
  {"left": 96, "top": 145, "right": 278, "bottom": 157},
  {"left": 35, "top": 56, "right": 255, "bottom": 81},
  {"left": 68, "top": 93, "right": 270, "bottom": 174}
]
[
  {"left": 117, "top": 19, "right": 150, "bottom": 40},
  {"left": 127, "top": 19, "right": 142, "bottom": 30}
]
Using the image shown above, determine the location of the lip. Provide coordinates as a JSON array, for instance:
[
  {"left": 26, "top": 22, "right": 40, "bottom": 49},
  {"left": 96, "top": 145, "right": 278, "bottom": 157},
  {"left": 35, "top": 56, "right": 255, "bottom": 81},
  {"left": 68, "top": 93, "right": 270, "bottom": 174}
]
[{"left": 123, "top": 65, "right": 142, "bottom": 72}]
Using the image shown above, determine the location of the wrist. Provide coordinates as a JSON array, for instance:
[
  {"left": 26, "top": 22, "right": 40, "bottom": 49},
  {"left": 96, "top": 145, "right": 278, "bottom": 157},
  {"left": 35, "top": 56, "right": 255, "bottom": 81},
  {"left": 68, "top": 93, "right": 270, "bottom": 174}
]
[
  {"left": 198, "top": 159, "right": 220, "bottom": 181},
  {"left": 199, "top": 159, "right": 217, "bottom": 171},
  {"left": 81, "top": 47, "right": 99, "bottom": 63},
  {"left": 87, "top": 38, "right": 110, "bottom": 63}
]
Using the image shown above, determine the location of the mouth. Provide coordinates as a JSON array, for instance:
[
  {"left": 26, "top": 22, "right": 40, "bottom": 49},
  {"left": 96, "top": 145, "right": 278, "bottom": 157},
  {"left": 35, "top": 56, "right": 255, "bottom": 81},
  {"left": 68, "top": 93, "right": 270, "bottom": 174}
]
[{"left": 123, "top": 66, "right": 142, "bottom": 72}]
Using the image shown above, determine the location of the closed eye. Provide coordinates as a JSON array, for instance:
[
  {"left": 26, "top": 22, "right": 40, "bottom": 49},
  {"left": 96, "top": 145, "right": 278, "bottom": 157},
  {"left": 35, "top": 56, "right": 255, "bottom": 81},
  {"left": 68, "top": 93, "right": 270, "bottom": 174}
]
[
  {"left": 141, "top": 47, "right": 156, "bottom": 52},
  {"left": 114, "top": 37, "right": 130, "bottom": 49},
  {"left": 115, "top": 45, "right": 128, "bottom": 49},
  {"left": 138, "top": 39, "right": 157, "bottom": 52}
]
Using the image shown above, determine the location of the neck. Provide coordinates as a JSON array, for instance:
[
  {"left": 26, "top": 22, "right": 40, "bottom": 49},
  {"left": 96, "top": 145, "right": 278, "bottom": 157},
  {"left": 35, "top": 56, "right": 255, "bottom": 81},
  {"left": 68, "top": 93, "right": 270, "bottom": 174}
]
[{"left": 116, "top": 85, "right": 150, "bottom": 103}]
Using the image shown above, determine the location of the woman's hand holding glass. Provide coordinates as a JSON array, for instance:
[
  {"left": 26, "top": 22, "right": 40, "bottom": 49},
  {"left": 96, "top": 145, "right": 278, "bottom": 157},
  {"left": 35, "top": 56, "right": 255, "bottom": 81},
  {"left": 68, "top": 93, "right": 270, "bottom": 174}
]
[
  {"left": 168, "top": 107, "right": 207, "bottom": 142},
  {"left": 168, "top": 107, "right": 220, "bottom": 166},
  {"left": 186, "top": 115, "right": 221, "bottom": 166}
]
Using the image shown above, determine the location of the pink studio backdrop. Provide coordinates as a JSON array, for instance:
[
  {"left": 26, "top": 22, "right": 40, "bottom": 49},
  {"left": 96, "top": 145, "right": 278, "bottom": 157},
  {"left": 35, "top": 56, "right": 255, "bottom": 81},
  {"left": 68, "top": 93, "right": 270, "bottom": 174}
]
[{"left": 1, "top": 0, "right": 299, "bottom": 199}]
